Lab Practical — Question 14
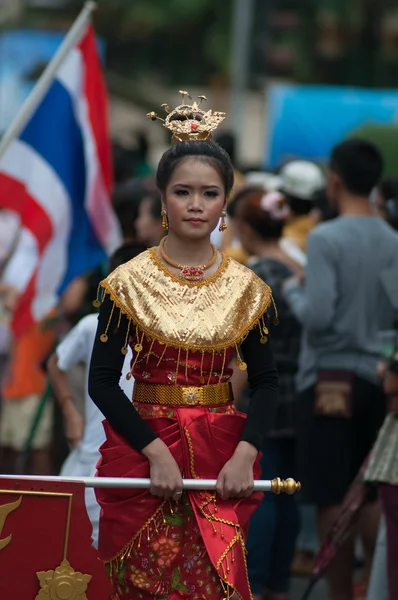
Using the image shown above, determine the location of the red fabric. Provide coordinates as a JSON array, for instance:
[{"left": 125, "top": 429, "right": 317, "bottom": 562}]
[
  {"left": 107, "top": 486, "right": 224, "bottom": 599},
  {"left": 0, "top": 476, "right": 113, "bottom": 599},
  {"left": 79, "top": 26, "right": 113, "bottom": 194},
  {"left": 96, "top": 405, "right": 262, "bottom": 600},
  {"left": 128, "top": 338, "right": 235, "bottom": 387}
]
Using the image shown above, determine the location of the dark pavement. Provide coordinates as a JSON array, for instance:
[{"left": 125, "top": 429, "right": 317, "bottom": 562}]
[{"left": 291, "top": 577, "right": 328, "bottom": 599}]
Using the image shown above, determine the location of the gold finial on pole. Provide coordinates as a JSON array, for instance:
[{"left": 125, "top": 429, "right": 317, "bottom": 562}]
[{"left": 271, "top": 478, "right": 301, "bottom": 495}]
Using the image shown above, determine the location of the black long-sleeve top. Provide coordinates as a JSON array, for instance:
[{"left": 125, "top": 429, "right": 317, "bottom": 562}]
[{"left": 88, "top": 295, "right": 279, "bottom": 452}]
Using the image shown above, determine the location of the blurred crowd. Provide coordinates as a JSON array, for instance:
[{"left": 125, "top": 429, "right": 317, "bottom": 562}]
[{"left": 1, "top": 132, "right": 398, "bottom": 600}]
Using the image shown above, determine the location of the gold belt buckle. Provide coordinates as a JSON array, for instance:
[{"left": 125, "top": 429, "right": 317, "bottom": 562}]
[{"left": 182, "top": 387, "right": 202, "bottom": 405}]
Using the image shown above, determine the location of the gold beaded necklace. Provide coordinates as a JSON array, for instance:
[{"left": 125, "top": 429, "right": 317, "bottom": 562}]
[{"left": 159, "top": 236, "right": 218, "bottom": 282}]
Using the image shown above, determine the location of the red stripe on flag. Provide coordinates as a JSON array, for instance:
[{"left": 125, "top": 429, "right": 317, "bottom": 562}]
[
  {"left": 0, "top": 173, "right": 53, "bottom": 335},
  {"left": 79, "top": 26, "right": 113, "bottom": 195},
  {"left": 0, "top": 173, "right": 53, "bottom": 252}
]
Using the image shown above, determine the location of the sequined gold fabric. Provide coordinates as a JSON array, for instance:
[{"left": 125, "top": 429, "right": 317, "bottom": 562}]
[
  {"left": 100, "top": 248, "right": 272, "bottom": 352},
  {"left": 133, "top": 382, "right": 232, "bottom": 406}
]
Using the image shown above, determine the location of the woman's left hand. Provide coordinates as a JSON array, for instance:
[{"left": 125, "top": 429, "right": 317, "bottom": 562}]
[{"left": 216, "top": 441, "right": 258, "bottom": 500}]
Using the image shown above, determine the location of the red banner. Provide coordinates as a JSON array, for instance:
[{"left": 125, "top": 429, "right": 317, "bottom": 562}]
[{"left": 0, "top": 476, "right": 113, "bottom": 599}]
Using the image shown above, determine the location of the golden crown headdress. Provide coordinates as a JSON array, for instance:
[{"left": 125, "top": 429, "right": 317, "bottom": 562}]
[{"left": 146, "top": 90, "right": 226, "bottom": 144}]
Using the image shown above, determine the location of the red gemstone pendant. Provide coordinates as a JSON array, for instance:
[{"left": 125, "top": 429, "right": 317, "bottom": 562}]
[{"left": 180, "top": 266, "right": 205, "bottom": 281}]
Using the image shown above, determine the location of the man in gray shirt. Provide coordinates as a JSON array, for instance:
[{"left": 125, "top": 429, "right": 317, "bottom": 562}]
[{"left": 283, "top": 139, "right": 398, "bottom": 600}]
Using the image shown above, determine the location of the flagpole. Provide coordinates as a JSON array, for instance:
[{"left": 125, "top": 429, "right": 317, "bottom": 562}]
[
  {"left": 2, "top": 475, "right": 301, "bottom": 494},
  {"left": 0, "top": 1, "right": 97, "bottom": 161}
]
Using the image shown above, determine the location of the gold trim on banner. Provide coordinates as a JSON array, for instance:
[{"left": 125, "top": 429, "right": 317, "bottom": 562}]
[
  {"left": 0, "top": 489, "right": 73, "bottom": 560},
  {"left": 36, "top": 559, "right": 92, "bottom": 600},
  {"left": 0, "top": 488, "right": 91, "bottom": 598},
  {"left": 0, "top": 495, "right": 22, "bottom": 551}
]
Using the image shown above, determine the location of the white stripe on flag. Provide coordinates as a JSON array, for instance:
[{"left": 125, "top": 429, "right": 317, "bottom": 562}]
[
  {"left": 1, "top": 140, "right": 72, "bottom": 319},
  {"left": 2, "top": 228, "right": 39, "bottom": 293},
  {"left": 2, "top": 140, "right": 72, "bottom": 236},
  {"left": 57, "top": 47, "right": 120, "bottom": 254}
]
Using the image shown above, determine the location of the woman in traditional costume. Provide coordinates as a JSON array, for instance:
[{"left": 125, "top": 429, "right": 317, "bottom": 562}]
[{"left": 89, "top": 93, "right": 280, "bottom": 600}]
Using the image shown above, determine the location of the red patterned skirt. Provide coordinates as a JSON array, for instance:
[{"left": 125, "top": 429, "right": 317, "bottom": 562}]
[{"left": 96, "top": 404, "right": 262, "bottom": 600}]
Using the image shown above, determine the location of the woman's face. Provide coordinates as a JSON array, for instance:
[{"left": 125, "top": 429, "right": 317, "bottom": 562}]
[
  {"left": 163, "top": 158, "right": 226, "bottom": 241},
  {"left": 136, "top": 197, "right": 163, "bottom": 247}
]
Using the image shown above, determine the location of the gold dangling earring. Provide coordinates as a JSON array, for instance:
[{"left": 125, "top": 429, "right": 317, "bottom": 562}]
[
  {"left": 161, "top": 208, "right": 169, "bottom": 230},
  {"left": 219, "top": 209, "right": 227, "bottom": 232}
]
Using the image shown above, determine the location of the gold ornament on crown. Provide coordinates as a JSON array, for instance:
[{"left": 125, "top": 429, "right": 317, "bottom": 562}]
[{"left": 146, "top": 90, "right": 226, "bottom": 144}]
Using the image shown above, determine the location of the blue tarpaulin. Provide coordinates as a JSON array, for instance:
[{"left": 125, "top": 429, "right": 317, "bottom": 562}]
[
  {"left": 0, "top": 30, "right": 105, "bottom": 133},
  {"left": 265, "top": 84, "right": 398, "bottom": 169}
]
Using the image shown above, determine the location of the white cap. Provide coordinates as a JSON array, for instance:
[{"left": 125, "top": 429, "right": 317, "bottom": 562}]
[
  {"left": 245, "top": 171, "right": 282, "bottom": 191},
  {"left": 279, "top": 161, "right": 325, "bottom": 201}
]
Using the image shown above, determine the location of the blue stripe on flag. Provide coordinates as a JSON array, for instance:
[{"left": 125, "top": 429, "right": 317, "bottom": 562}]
[
  {"left": 21, "top": 80, "right": 86, "bottom": 206},
  {"left": 20, "top": 80, "right": 107, "bottom": 291}
]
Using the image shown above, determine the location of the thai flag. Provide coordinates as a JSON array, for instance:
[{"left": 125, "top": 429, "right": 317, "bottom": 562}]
[{"left": 0, "top": 24, "right": 121, "bottom": 335}]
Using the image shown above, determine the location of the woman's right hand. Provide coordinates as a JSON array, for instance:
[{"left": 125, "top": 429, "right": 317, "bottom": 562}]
[{"left": 142, "top": 438, "right": 183, "bottom": 501}]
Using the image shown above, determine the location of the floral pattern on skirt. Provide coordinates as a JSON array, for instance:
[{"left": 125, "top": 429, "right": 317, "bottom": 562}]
[{"left": 107, "top": 493, "right": 223, "bottom": 600}]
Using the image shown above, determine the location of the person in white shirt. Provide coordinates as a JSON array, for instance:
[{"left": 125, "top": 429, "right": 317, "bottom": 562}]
[
  {"left": 278, "top": 160, "right": 325, "bottom": 267},
  {"left": 47, "top": 242, "right": 146, "bottom": 547}
]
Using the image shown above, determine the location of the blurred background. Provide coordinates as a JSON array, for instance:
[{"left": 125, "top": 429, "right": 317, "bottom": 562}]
[
  {"left": 2, "top": 0, "right": 398, "bottom": 175},
  {"left": 2, "top": 3, "right": 398, "bottom": 599}
]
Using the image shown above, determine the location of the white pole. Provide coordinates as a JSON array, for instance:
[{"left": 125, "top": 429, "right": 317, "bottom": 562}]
[
  {"left": 229, "top": 0, "right": 255, "bottom": 162},
  {"left": 2, "top": 475, "right": 301, "bottom": 494},
  {"left": 69, "top": 477, "right": 275, "bottom": 492},
  {"left": 0, "top": 1, "right": 97, "bottom": 160}
]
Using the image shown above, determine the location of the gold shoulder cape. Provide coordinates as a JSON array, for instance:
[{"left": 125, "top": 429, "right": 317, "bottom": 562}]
[{"left": 96, "top": 248, "right": 274, "bottom": 357}]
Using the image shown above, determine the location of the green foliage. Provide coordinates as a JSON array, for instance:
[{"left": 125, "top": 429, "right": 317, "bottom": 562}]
[
  {"left": 122, "top": 0, "right": 214, "bottom": 27},
  {"left": 348, "top": 125, "right": 398, "bottom": 175},
  {"left": 93, "top": 0, "right": 233, "bottom": 83}
]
